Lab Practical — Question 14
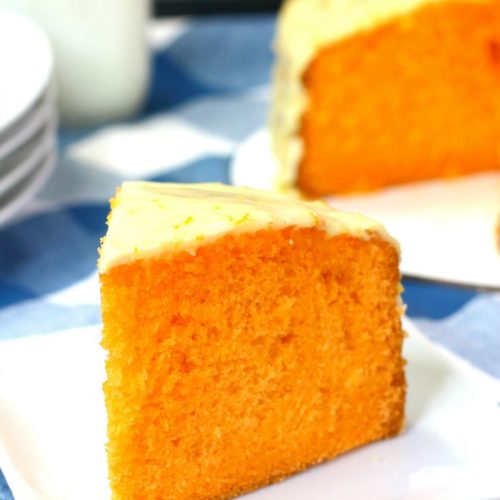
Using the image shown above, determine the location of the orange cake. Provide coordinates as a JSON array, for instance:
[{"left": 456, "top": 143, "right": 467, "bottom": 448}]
[
  {"left": 98, "top": 182, "right": 406, "bottom": 500},
  {"left": 271, "top": 0, "right": 500, "bottom": 196}
]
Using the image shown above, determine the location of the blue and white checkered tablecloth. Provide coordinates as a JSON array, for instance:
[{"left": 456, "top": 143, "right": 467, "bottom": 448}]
[{"left": 1, "top": 14, "right": 499, "bottom": 499}]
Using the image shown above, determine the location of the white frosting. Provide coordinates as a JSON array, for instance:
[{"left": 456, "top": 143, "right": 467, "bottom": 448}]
[
  {"left": 98, "top": 182, "right": 398, "bottom": 273},
  {"left": 270, "top": 0, "right": 484, "bottom": 191}
]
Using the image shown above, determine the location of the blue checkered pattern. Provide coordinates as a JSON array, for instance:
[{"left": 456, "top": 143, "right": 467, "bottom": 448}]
[{"left": 0, "top": 14, "right": 499, "bottom": 499}]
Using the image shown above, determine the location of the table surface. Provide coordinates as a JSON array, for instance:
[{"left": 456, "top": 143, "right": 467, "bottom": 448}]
[{"left": 1, "top": 14, "right": 499, "bottom": 500}]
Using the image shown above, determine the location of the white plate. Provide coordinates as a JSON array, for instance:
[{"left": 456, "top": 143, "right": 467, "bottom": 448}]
[
  {"left": 0, "top": 319, "right": 499, "bottom": 500},
  {"left": 0, "top": 121, "right": 56, "bottom": 197},
  {"left": 0, "top": 86, "right": 56, "bottom": 163},
  {"left": 231, "top": 129, "right": 500, "bottom": 290},
  {"left": 0, "top": 10, "right": 53, "bottom": 133},
  {"left": 0, "top": 149, "right": 56, "bottom": 227}
]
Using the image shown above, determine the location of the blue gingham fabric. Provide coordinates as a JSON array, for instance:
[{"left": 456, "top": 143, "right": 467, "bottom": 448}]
[{"left": 0, "top": 15, "right": 499, "bottom": 499}]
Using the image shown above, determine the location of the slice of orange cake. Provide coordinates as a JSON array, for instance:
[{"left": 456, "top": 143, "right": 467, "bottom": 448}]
[
  {"left": 98, "top": 182, "right": 406, "bottom": 500},
  {"left": 271, "top": 0, "right": 500, "bottom": 196}
]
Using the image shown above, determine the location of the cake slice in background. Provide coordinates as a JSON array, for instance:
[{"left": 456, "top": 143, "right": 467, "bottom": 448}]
[
  {"left": 271, "top": 0, "right": 500, "bottom": 196},
  {"left": 98, "top": 182, "right": 406, "bottom": 499}
]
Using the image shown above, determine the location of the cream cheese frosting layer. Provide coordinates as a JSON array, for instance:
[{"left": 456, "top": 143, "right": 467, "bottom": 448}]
[
  {"left": 98, "top": 182, "right": 398, "bottom": 273},
  {"left": 270, "top": 0, "right": 485, "bottom": 191}
]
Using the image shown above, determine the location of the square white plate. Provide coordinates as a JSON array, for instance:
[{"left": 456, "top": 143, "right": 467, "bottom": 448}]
[{"left": 0, "top": 319, "right": 499, "bottom": 500}]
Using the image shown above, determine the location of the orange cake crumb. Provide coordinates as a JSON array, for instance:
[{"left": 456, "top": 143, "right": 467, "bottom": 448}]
[
  {"left": 99, "top": 182, "right": 405, "bottom": 499},
  {"left": 271, "top": 0, "right": 500, "bottom": 196}
]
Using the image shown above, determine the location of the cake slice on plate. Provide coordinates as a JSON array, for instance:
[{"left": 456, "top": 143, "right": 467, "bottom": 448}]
[{"left": 98, "top": 182, "right": 406, "bottom": 499}]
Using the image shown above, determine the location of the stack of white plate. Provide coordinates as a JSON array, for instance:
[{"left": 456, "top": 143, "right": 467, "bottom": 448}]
[{"left": 0, "top": 9, "right": 57, "bottom": 227}]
